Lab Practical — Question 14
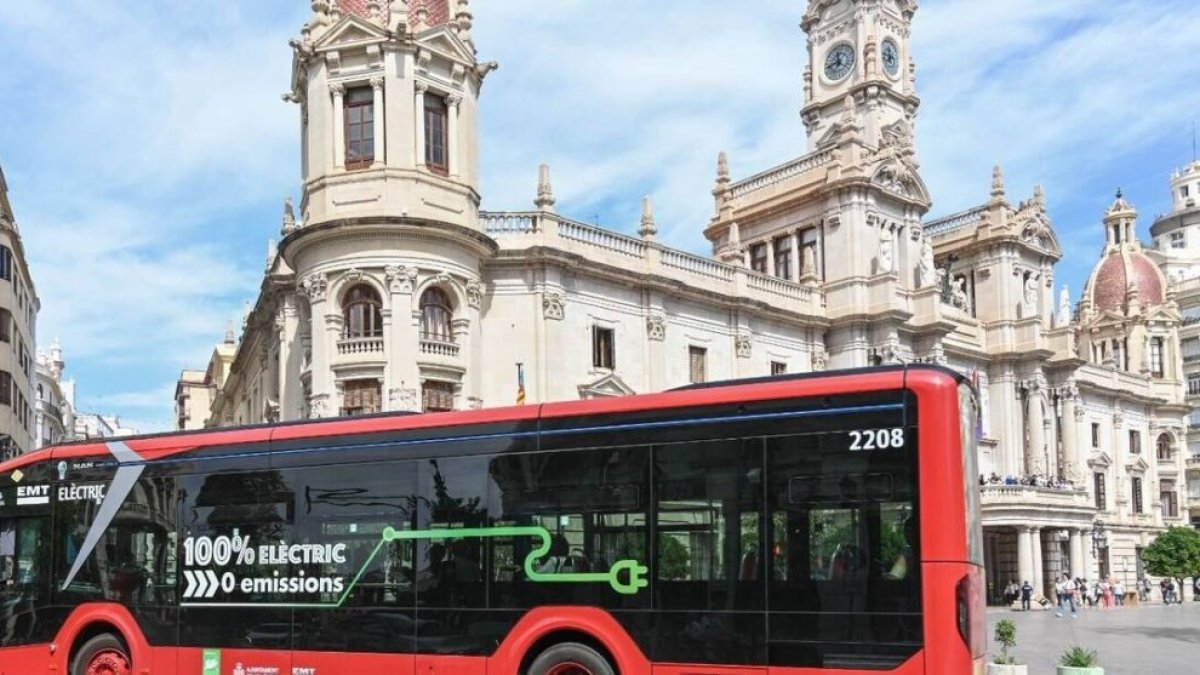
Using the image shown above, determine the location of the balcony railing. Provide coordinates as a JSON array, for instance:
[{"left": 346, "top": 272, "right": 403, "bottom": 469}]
[
  {"left": 337, "top": 336, "right": 384, "bottom": 357},
  {"left": 420, "top": 337, "right": 460, "bottom": 358},
  {"left": 980, "top": 484, "right": 1092, "bottom": 508}
]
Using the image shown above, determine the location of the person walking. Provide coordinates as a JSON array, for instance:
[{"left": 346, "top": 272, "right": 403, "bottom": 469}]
[
  {"left": 1055, "top": 573, "right": 1077, "bottom": 618},
  {"left": 1004, "top": 579, "right": 1019, "bottom": 607},
  {"left": 1113, "top": 579, "right": 1125, "bottom": 606},
  {"left": 1101, "top": 579, "right": 1112, "bottom": 608},
  {"left": 1020, "top": 579, "right": 1033, "bottom": 611}
]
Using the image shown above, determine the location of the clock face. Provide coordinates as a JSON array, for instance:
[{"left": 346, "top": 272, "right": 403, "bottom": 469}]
[
  {"left": 824, "top": 43, "right": 856, "bottom": 81},
  {"left": 882, "top": 39, "right": 900, "bottom": 77}
]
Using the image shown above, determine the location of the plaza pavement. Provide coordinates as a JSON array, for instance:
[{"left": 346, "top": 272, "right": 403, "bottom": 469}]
[{"left": 986, "top": 598, "right": 1200, "bottom": 674}]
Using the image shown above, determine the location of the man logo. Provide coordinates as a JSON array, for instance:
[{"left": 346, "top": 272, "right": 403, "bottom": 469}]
[
  {"left": 57, "top": 461, "right": 68, "bottom": 481},
  {"left": 233, "top": 663, "right": 246, "bottom": 675}
]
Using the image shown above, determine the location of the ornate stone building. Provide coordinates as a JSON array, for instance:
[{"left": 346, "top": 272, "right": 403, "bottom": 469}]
[
  {"left": 181, "top": 0, "right": 1193, "bottom": 602},
  {"left": 0, "top": 160, "right": 40, "bottom": 459}
]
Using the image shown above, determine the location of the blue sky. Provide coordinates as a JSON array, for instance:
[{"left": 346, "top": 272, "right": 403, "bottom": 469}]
[{"left": 0, "top": 0, "right": 1197, "bottom": 431}]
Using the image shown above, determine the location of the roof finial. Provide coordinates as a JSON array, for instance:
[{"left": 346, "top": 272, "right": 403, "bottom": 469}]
[
  {"left": 224, "top": 320, "right": 236, "bottom": 344},
  {"left": 1116, "top": 187, "right": 1124, "bottom": 200},
  {"left": 1033, "top": 184, "right": 1045, "bottom": 207},
  {"left": 717, "top": 151, "right": 729, "bottom": 183},
  {"left": 282, "top": 196, "right": 297, "bottom": 235},
  {"left": 638, "top": 196, "right": 657, "bottom": 240},
  {"left": 535, "top": 164, "right": 556, "bottom": 212},
  {"left": 991, "top": 165, "right": 1005, "bottom": 199}
]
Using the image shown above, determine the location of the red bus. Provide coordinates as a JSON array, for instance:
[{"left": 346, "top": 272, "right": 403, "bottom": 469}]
[{"left": 0, "top": 365, "right": 984, "bottom": 675}]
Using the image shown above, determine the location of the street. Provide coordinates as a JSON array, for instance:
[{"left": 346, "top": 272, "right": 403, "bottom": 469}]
[{"left": 988, "top": 599, "right": 1200, "bottom": 674}]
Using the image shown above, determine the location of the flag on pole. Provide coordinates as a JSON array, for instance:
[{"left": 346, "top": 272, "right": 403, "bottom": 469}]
[{"left": 516, "top": 363, "right": 526, "bottom": 406}]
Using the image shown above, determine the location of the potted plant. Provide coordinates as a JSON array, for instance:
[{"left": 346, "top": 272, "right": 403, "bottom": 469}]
[
  {"left": 1057, "top": 645, "right": 1103, "bottom": 674},
  {"left": 986, "top": 619, "right": 1027, "bottom": 674}
]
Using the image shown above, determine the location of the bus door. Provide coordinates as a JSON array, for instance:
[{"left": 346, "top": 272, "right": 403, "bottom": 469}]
[{"left": 0, "top": 471, "right": 51, "bottom": 655}]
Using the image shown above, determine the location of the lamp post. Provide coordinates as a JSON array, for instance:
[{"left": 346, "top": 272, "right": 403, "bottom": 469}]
[{"left": 1090, "top": 520, "right": 1108, "bottom": 580}]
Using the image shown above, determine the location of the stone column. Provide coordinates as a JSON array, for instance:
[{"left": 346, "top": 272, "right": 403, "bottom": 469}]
[
  {"left": 370, "top": 76, "right": 386, "bottom": 167},
  {"left": 1026, "top": 385, "right": 1046, "bottom": 475},
  {"left": 414, "top": 82, "right": 427, "bottom": 168},
  {"left": 299, "top": 273, "right": 331, "bottom": 417},
  {"left": 385, "top": 265, "right": 421, "bottom": 412},
  {"left": 1017, "top": 527, "right": 1034, "bottom": 588},
  {"left": 1061, "top": 389, "right": 1078, "bottom": 478},
  {"left": 330, "top": 83, "right": 346, "bottom": 170},
  {"left": 790, "top": 230, "right": 801, "bottom": 281},
  {"left": 446, "top": 94, "right": 461, "bottom": 178},
  {"left": 1070, "top": 528, "right": 1086, "bottom": 580},
  {"left": 275, "top": 304, "right": 291, "bottom": 420},
  {"left": 1031, "top": 527, "right": 1045, "bottom": 598}
]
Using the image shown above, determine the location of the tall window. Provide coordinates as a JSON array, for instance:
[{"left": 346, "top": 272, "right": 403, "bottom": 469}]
[
  {"left": 1130, "top": 476, "right": 1143, "bottom": 514},
  {"left": 771, "top": 361, "right": 787, "bottom": 375},
  {"left": 1189, "top": 374, "right": 1200, "bottom": 396},
  {"left": 749, "top": 243, "right": 768, "bottom": 274},
  {"left": 0, "top": 370, "right": 10, "bottom": 406},
  {"left": 688, "top": 346, "right": 707, "bottom": 384},
  {"left": 1091, "top": 422, "right": 1100, "bottom": 448},
  {"left": 1093, "top": 472, "right": 1106, "bottom": 510},
  {"left": 1161, "top": 483, "right": 1178, "bottom": 518},
  {"left": 344, "top": 87, "right": 375, "bottom": 169},
  {"left": 1171, "top": 231, "right": 1186, "bottom": 249},
  {"left": 1150, "top": 337, "right": 1164, "bottom": 377},
  {"left": 0, "top": 246, "right": 10, "bottom": 282},
  {"left": 1157, "top": 434, "right": 1173, "bottom": 461},
  {"left": 342, "top": 284, "right": 383, "bottom": 338},
  {"left": 340, "top": 379, "right": 381, "bottom": 416},
  {"left": 419, "top": 287, "right": 454, "bottom": 342},
  {"left": 422, "top": 380, "right": 455, "bottom": 412},
  {"left": 0, "top": 308, "right": 9, "bottom": 343},
  {"left": 424, "top": 94, "right": 448, "bottom": 174},
  {"left": 1184, "top": 337, "right": 1200, "bottom": 362},
  {"left": 1129, "top": 430, "right": 1141, "bottom": 454},
  {"left": 592, "top": 326, "right": 615, "bottom": 370},
  {"left": 773, "top": 236, "right": 792, "bottom": 280}
]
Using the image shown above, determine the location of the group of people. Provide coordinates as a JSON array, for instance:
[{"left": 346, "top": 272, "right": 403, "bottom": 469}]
[
  {"left": 1003, "top": 574, "right": 1186, "bottom": 614},
  {"left": 980, "top": 473, "right": 1077, "bottom": 491}
]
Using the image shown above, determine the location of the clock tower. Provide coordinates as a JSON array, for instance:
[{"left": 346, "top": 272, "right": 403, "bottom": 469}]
[{"left": 801, "top": 0, "right": 920, "bottom": 153}]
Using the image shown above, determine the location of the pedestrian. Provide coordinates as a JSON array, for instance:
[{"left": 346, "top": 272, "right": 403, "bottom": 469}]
[
  {"left": 1113, "top": 579, "right": 1125, "bottom": 606},
  {"left": 1020, "top": 579, "right": 1033, "bottom": 611},
  {"left": 1167, "top": 578, "right": 1177, "bottom": 604},
  {"left": 1161, "top": 578, "right": 1170, "bottom": 605},
  {"left": 1004, "top": 579, "right": 1019, "bottom": 606},
  {"left": 1101, "top": 579, "right": 1112, "bottom": 608},
  {"left": 1139, "top": 577, "right": 1151, "bottom": 602},
  {"left": 1055, "top": 573, "right": 1077, "bottom": 618}
]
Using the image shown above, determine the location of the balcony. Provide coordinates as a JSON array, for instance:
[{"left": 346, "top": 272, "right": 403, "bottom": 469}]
[
  {"left": 420, "top": 337, "right": 460, "bottom": 359},
  {"left": 980, "top": 484, "right": 1094, "bottom": 521},
  {"left": 1187, "top": 456, "right": 1200, "bottom": 472},
  {"left": 338, "top": 336, "right": 384, "bottom": 357}
]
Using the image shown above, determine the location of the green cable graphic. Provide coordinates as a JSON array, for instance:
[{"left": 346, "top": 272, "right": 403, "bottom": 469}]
[{"left": 182, "top": 526, "right": 649, "bottom": 608}]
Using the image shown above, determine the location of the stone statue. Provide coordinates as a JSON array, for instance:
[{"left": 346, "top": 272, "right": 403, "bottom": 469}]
[
  {"left": 918, "top": 237, "right": 935, "bottom": 288},
  {"left": 952, "top": 275, "right": 969, "bottom": 311},
  {"left": 1023, "top": 274, "right": 1039, "bottom": 317},
  {"left": 1056, "top": 286, "right": 1071, "bottom": 327},
  {"left": 801, "top": 245, "right": 817, "bottom": 281},
  {"left": 877, "top": 227, "right": 894, "bottom": 274}
]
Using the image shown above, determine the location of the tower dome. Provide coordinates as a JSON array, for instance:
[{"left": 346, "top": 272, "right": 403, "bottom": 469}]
[{"left": 1083, "top": 191, "right": 1167, "bottom": 313}]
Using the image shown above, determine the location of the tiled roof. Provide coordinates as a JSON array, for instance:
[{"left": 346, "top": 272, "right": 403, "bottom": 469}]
[{"left": 334, "top": 0, "right": 371, "bottom": 19}]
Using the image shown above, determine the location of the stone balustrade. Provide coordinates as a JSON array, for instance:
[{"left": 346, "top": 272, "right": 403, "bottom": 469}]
[
  {"left": 980, "top": 484, "right": 1092, "bottom": 508},
  {"left": 729, "top": 149, "right": 835, "bottom": 200},
  {"left": 420, "top": 338, "right": 460, "bottom": 359},
  {"left": 336, "top": 336, "right": 384, "bottom": 357},
  {"left": 925, "top": 206, "right": 988, "bottom": 238}
]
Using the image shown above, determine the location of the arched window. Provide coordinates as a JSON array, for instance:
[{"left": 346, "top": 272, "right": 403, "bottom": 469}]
[
  {"left": 1156, "top": 434, "right": 1173, "bottom": 462},
  {"left": 420, "top": 287, "right": 454, "bottom": 342},
  {"left": 342, "top": 284, "right": 383, "bottom": 338}
]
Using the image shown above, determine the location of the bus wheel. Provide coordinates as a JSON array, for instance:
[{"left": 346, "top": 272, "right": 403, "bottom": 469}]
[
  {"left": 528, "top": 642, "right": 614, "bottom": 675},
  {"left": 73, "top": 633, "right": 131, "bottom": 675}
]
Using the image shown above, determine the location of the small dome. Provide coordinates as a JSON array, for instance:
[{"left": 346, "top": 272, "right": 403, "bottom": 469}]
[
  {"left": 334, "top": 0, "right": 451, "bottom": 26},
  {"left": 1086, "top": 249, "right": 1165, "bottom": 313}
]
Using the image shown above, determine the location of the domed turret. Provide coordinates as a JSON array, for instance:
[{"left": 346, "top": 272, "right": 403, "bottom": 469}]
[{"left": 1083, "top": 191, "right": 1167, "bottom": 314}]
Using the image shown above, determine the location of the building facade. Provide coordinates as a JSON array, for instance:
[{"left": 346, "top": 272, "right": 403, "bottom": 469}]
[
  {"left": 0, "top": 161, "right": 40, "bottom": 459},
  {"left": 34, "top": 339, "right": 72, "bottom": 448},
  {"left": 1148, "top": 160, "right": 1200, "bottom": 529},
  {"left": 181, "top": 0, "right": 1194, "bottom": 602}
]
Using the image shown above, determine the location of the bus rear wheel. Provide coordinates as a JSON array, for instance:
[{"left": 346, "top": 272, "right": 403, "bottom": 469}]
[
  {"left": 72, "top": 633, "right": 131, "bottom": 675},
  {"left": 528, "top": 642, "right": 614, "bottom": 675}
]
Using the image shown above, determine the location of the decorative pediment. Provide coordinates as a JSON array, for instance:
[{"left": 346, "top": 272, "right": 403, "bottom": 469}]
[
  {"left": 313, "top": 14, "right": 388, "bottom": 51},
  {"left": 871, "top": 158, "right": 931, "bottom": 203},
  {"left": 1126, "top": 455, "right": 1151, "bottom": 473},
  {"left": 414, "top": 25, "right": 476, "bottom": 66},
  {"left": 578, "top": 373, "right": 637, "bottom": 400},
  {"left": 1087, "top": 451, "right": 1112, "bottom": 469}
]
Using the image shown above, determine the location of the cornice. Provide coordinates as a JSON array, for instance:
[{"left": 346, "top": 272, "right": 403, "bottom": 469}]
[{"left": 280, "top": 216, "right": 499, "bottom": 263}]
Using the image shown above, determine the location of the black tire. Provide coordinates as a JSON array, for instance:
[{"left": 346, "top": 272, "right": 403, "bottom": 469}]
[
  {"left": 71, "top": 633, "right": 130, "bottom": 675},
  {"left": 528, "top": 642, "right": 615, "bottom": 675}
]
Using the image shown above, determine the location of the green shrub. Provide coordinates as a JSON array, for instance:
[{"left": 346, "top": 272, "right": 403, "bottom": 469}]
[
  {"left": 993, "top": 619, "right": 1017, "bottom": 665},
  {"left": 1059, "top": 645, "right": 1099, "bottom": 667}
]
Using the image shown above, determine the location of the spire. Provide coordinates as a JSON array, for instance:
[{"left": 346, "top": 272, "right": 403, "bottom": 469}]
[
  {"left": 991, "top": 165, "right": 1005, "bottom": 199},
  {"left": 454, "top": 0, "right": 473, "bottom": 41},
  {"left": 638, "top": 196, "right": 657, "bottom": 240},
  {"left": 1033, "top": 184, "right": 1045, "bottom": 207},
  {"left": 534, "top": 164, "right": 556, "bottom": 212},
  {"left": 224, "top": 320, "right": 236, "bottom": 345}
]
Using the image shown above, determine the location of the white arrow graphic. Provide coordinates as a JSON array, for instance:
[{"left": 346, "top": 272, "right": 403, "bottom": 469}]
[
  {"left": 204, "top": 570, "right": 220, "bottom": 598},
  {"left": 195, "top": 569, "right": 210, "bottom": 598},
  {"left": 183, "top": 570, "right": 197, "bottom": 599}
]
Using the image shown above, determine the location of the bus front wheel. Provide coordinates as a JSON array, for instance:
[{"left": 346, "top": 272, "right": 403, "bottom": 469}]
[
  {"left": 527, "top": 642, "right": 615, "bottom": 675},
  {"left": 72, "top": 633, "right": 131, "bottom": 675}
]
